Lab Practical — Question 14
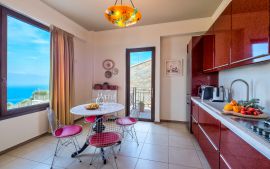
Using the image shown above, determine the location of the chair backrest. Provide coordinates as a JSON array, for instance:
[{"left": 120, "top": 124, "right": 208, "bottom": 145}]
[{"left": 47, "top": 108, "right": 57, "bottom": 133}]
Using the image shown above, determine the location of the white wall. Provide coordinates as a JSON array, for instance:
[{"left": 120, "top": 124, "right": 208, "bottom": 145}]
[
  {"left": 219, "top": 61, "right": 270, "bottom": 114},
  {"left": 0, "top": 110, "right": 48, "bottom": 152},
  {"left": 0, "top": 1, "right": 93, "bottom": 152},
  {"left": 93, "top": 18, "right": 211, "bottom": 122},
  {"left": 161, "top": 34, "right": 197, "bottom": 121}
]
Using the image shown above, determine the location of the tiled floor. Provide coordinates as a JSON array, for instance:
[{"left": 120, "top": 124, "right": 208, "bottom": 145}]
[{"left": 0, "top": 121, "right": 211, "bottom": 169}]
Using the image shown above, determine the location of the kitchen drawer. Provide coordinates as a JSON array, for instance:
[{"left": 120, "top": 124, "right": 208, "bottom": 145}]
[
  {"left": 192, "top": 101, "right": 199, "bottom": 121},
  {"left": 220, "top": 155, "right": 231, "bottom": 169},
  {"left": 220, "top": 124, "right": 270, "bottom": 169},
  {"left": 199, "top": 107, "right": 220, "bottom": 148},
  {"left": 198, "top": 126, "right": 219, "bottom": 169}
]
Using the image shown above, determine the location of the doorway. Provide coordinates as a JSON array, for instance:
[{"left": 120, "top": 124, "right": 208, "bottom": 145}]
[{"left": 126, "top": 47, "right": 155, "bottom": 121}]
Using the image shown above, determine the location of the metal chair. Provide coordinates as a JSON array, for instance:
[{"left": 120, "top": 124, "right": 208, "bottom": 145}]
[
  {"left": 116, "top": 108, "right": 139, "bottom": 146},
  {"left": 88, "top": 115, "right": 122, "bottom": 169},
  {"left": 84, "top": 115, "right": 96, "bottom": 136},
  {"left": 47, "top": 108, "right": 82, "bottom": 169}
]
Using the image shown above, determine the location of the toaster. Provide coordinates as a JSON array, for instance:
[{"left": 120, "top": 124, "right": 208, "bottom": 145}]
[
  {"left": 212, "top": 86, "right": 225, "bottom": 102},
  {"left": 199, "top": 85, "right": 214, "bottom": 100}
]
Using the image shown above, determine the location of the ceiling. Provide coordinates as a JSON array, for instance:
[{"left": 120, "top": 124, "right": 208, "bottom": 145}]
[{"left": 41, "top": 0, "right": 223, "bottom": 31}]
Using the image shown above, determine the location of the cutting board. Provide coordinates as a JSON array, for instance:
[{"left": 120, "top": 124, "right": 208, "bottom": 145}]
[{"left": 222, "top": 110, "right": 269, "bottom": 119}]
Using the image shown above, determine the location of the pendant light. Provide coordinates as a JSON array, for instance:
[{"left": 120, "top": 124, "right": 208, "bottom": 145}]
[{"left": 105, "top": 0, "right": 142, "bottom": 28}]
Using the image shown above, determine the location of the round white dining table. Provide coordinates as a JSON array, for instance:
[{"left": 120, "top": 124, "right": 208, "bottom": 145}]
[
  {"left": 70, "top": 103, "right": 125, "bottom": 159},
  {"left": 70, "top": 103, "right": 125, "bottom": 116}
]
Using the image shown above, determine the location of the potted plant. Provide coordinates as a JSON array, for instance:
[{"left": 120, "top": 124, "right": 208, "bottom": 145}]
[{"left": 138, "top": 101, "right": 145, "bottom": 112}]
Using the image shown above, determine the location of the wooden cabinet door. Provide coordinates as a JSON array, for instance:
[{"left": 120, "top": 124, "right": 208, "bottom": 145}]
[
  {"left": 203, "top": 26, "right": 215, "bottom": 72},
  {"left": 220, "top": 155, "right": 231, "bottom": 169},
  {"left": 220, "top": 124, "right": 270, "bottom": 169},
  {"left": 198, "top": 107, "right": 220, "bottom": 148},
  {"left": 214, "top": 3, "right": 231, "bottom": 69},
  {"left": 198, "top": 126, "right": 219, "bottom": 169},
  {"left": 231, "top": 0, "right": 269, "bottom": 64},
  {"left": 191, "top": 101, "right": 199, "bottom": 121},
  {"left": 192, "top": 116, "right": 199, "bottom": 140}
]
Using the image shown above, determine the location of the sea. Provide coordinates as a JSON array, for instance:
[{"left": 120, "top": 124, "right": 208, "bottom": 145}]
[{"left": 7, "top": 85, "right": 49, "bottom": 104}]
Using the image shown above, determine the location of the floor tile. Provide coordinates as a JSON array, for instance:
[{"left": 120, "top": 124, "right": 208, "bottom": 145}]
[
  {"left": 117, "top": 140, "right": 143, "bottom": 158},
  {"left": 196, "top": 151, "right": 211, "bottom": 169},
  {"left": 169, "top": 147, "right": 202, "bottom": 169},
  {"left": 135, "top": 159, "right": 168, "bottom": 169},
  {"left": 139, "top": 143, "right": 168, "bottom": 163},
  {"left": 0, "top": 121, "right": 208, "bottom": 169},
  {"left": 169, "top": 135, "right": 194, "bottom": 149},
  {"left": 0, "top": 158, "right": 40, "bottom": 169},
  {"left": 169, "top": 164, "right": 198, "bottom": 169},
  {"left": 145, "top": 133, "right": 169, "bottom": 146},
  {"left": 149, "top": 125, "right": 169, "bottom": 135},
  {"left": 0, "top": 154, "right": 17, "bottom": 167}
]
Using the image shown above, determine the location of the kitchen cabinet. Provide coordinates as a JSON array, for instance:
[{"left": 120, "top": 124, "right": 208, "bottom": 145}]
[
  {"left": 213, "top": 3, "right": 231, "bottom": 69},
  {"left": 203, "top": 33, "right": 215, "bottom": 72},
  {"left": 231, "top": 0, "right": 269, "bottom": 65},
  {"left": 198, "top": 107, "right": 220, "bottom": 148},
  {"left": 198, "top": 126, "right": 219, "bottom": 169},
  {"left": 192, "top": 102, "right": 199, "bottom": 121},
  {"left": 192, "top": 116, "right": 199, "bottom": 140},
  {"left": 191, "top": 101, "right": 270, "bottom": 169},
  {"left": 220, "top": 155, "right": 231, "bottom": 169},
  {"left": 220, "top": 124, "right": 270, "bottom": 169}
]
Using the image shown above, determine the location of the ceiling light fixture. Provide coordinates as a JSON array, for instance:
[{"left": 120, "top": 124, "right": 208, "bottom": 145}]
[{"left": 104, "top": 0, "right": 142, "bottom": 28}]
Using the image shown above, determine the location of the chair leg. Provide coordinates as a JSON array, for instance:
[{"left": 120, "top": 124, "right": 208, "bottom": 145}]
[
  {"left": 132, "top": 125, "right": 139, "bottom": 146},
  {"left": 51, "top": 139, "right": 60, "bottom": 169},
  {"left": 71, "top": 137, "right": 82, "bottom": 163},
  {"left": 90, "top": 148, "right": 97, "bottom": 165},
  {"left": 111, "top": 147, "right": 119, "bottom": 169}
]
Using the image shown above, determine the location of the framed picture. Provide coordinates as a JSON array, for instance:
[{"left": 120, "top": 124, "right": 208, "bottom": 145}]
[{"left": 165, "top": 59, "right": 183, "bottom": 76}]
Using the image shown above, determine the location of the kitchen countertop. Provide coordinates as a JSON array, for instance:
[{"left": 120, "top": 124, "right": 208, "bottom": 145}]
[{"left": 191, "top": 97, "right": 270, "bottom": 160}]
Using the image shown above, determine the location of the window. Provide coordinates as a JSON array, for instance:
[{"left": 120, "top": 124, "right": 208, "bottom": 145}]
[{"left": 0, "top": 7, "right": 50, "bottom": 119}]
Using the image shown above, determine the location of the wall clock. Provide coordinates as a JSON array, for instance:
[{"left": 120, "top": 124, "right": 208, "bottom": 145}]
[{"left": 103, "top": 59, "right": 115, "bottom": 70}]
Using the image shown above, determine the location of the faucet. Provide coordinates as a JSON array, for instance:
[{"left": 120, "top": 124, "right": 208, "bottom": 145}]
[{"left": 229, "top": 79, "right": 249, "bottom": 102}]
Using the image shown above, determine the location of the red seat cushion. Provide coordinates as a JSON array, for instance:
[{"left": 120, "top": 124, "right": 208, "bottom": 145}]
[
  {"left": 116, "top": 117, "right": 137, "bottom": 126},
  {"left": 89, "top": 132, "right": 122, "bottom": 148},
  {"left": 85, "top": 116, "right": 96, "bottom": 123},
  {"left": 54, "top": 125, "right": 82, "bottom": 138}
]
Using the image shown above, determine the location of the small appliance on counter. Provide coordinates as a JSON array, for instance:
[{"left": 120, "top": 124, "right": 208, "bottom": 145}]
[
  {"left": 212, "top": 86, "right": 225, "bottom": 102},
  {"left": 199, "top": 85, "right": 214, "bottom": 100}
]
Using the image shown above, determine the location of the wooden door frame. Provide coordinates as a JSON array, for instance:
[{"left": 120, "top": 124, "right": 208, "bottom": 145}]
[{"left": 126, "top": 47, "right": 155, "bottom": 122}]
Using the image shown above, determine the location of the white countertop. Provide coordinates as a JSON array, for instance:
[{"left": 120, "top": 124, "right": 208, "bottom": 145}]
[{"left": 191, "top": 97, "right": 270, "bottom": 160}]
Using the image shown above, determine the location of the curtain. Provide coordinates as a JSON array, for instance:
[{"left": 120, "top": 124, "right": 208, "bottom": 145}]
[{"left": 50, "top": 26, "right": 75, "bottom": 125}]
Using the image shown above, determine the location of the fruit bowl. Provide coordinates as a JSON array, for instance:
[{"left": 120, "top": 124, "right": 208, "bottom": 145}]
[{"left": 85, "top": 103, "right": 99, "bottom": 110}]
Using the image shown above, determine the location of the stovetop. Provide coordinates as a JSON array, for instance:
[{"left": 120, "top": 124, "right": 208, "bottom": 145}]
[{"left": 231, "top": 117, "right": 270, "bottom": 142}]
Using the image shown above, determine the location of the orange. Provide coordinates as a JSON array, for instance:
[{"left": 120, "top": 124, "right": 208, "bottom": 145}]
[
  {"left": 233, "top": 106, "right": 241, "bottom": 113},
  {"left": 230, "top": 100, "right": 238, "bottom": 106},
  {"left": 224, "top": 103, "right": 233, "bottom": 111}
]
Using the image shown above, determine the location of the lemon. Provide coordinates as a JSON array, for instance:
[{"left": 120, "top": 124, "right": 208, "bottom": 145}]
[{"left": 224, "top": 103, "right": 233, "bottom": 111}]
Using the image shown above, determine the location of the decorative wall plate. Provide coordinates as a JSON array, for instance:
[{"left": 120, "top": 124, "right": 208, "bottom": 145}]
[
  {"left": 105, "top": 71, "right": 112, "bottom": 78},
  {"left": 103, "top": 59, "right": 115, "bottom": 70},
  {"left": 112, "top": 68, "right": 119, "bottom": 75}
]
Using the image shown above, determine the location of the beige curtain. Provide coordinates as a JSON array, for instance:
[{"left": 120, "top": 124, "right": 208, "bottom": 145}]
[{"left": 50, "top": 26, "right": 75, "bottom": 125}]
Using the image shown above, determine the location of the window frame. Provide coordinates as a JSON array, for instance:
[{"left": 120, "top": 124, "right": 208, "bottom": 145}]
[{"left": 0, "top": 6, "right": 50, "bottom": 120}]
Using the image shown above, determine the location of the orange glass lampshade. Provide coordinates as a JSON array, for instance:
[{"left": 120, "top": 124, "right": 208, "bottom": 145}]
[{"left": 105, "top": 5, "right": 142, "bottom": 27}]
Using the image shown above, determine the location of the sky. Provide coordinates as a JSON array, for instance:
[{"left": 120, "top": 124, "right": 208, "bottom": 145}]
[
  {"left": 7, "top": 16, "right": 50, "bottom": 87},
  {"left": 130, "top": 51, "right": 152, "bottom": 66}
]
